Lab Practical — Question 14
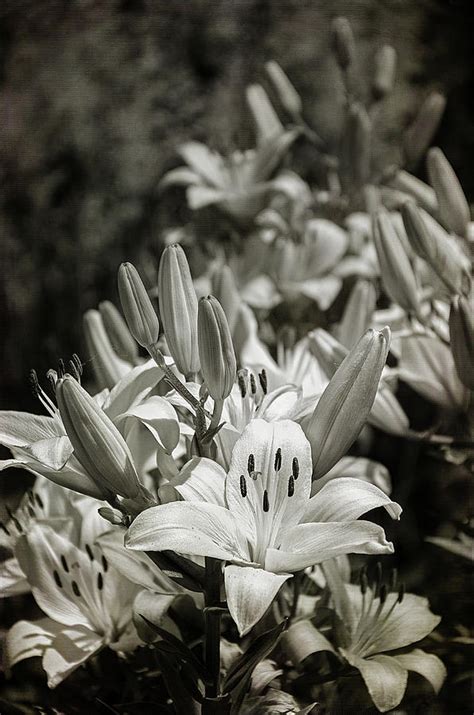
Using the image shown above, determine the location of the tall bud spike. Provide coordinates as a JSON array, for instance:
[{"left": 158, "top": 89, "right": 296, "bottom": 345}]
[
  {"left": 56, "top": 375, "right": 141, "bottom": 499},
  {"left": 118, "top": 262, "right": 160, "bottom": 349},
  {"left": 372, "top": 45, "right": 397, "bottom": 101},
  {"left": 427, "top": 147, "right": 470, "bottom": 237},
  {"left": 331, "top": 17, "right": 355, "bottom": 70},
  {"left": 340, "top": 103, "right": 372, "bottom": 191},
  {"left": 158, "top": 244, "right": 200, "bottom": 376},
  {"left": 99, "top": 300, "right": 139, "bottom": 364},
  {"left": 198, "top": 296, "right": 237, "bottom": 401},
  {"left": 211, "top": 264, "right": 241, "bottom": 335},
  {"left": 304, "top": 328, "right": 390, "bottom": 479},
  {"left": 83, "top": 310, "right": 129, "bottom": 390},
  {"left": 246, "top": 84, "right": 284, "bottom": 142},
  {"left": 449, "top": 295, "right": 474, "bottom": 390},
  {"left": 265, "top": 60, "right": 302, "bottom": 117},
  {"left": 403, "top": 91, "right": 446, "bottom": 168},
  {"left": 337, "top": 279, "right": 377, "bottom": 349}
]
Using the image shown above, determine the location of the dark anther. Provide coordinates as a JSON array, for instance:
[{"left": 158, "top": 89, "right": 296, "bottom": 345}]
[
  {"left": 292, "top": 457, "right": 299, "bottom": 480},
  {"left": 374, "top": 562, "right": 382, "bottom": 595},
  {"left": 397, "top": 583, "right": 405, "bottom": 603},
  {"left": 72, "top": 353, "right": 83, "bottom": 376},
  {"left": 53, "top": 570, "right": 63, "bottom": 589},
  {"left": 263, "top": 490, "right": 270, "bottom": 512},
  {"left": 29, "top": 369, "right": 40, "bottom": 395},
  {"left": 97, "top": 572, "right": 103, "bottom": 591},
  {"left": 247, "top": 454, "right": 255, "bottom": 476},
  {"left": 274, "top": 448, "right": 282, "bottom": 472},
  {"left": 61, "top": 555, "right": 69, "bottom": 573},
  {"left": 27, "top": 505, "right": 36, "bottom": 518},
  {"left": 250, "top": 373, "right": 257, "bottom": 395},
  {"left": 6, "top": 506, "right": 23, "bottom": 534},
  {"left": 288, "top": 475, "right": 295, "bottom": 497},
  {"left": 35, "top": 493, "right": 45, "bottom": 509},
  {"left": 101, "top": 555, "right": 108, "bottom": 572},
  {"left": 390, "top": 568, "right": 398, "bottom": 591},
  {"left": 72, "top": 581, "right": 81, "bottom": 598},
  {"left": 57, "top": 359, "right": 66, "bottom": 379},
  {"left": 85, "top": 544, "right": 94, "bottom": 561},
  {"left": 360, "top": 572, "right": 368, "bottom": 595},
  {"left": 379, "top": 583, "right": 387, "bottom": 604},
  {"left": 0, "top": 522, "right": 10, "bottom": 536},
  {"left": 237, "top": 370, "right": 247, "bottom": 398},
  {"left": 240, "top": 475, "right": 247, "bottom": 498},
  {"left": 69, "top": 359, "right": 81, "bottom": 383},
  {"left": 259, "top": 369, "right": 267, "bottom": 395},
  {"left": 46, "top": 370, "right": 57, "bottom": 392}
]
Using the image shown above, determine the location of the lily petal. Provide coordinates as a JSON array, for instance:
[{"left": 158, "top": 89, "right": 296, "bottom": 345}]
[
  {"left": 302, "top": 478, "right": 401, "bottom": 523},
  {"left": 342, "top": 650, "right": 408, "bottom": 713},
  {"left": 23, "top": 436, "right": 73, "bottom": 471},
  {"left": 5, "top": 617, "right": 64, "bottom": 669},
  {"left": 43, "top": 626, "right": 103, "bottom": 688},
  {"left": 170, "top": 457, "right": 226, "bottom": 507},
  {"left": 266, "top": 521, "right": 393, "bottom": 573},
  {"left": 116, "top": 396, "right": 180, "bottom": 453},
  {"left": 224, "top": 564, "right": 291, "bottom": 636},
  {"left": 391, "top": 649, "right": 446, "bottom": 694},
  {"left": 0, "top": 557, "right": 29, "bottom": 598},
  {"left": 0, "top": 412, "right": 62, "bottom": 447}
]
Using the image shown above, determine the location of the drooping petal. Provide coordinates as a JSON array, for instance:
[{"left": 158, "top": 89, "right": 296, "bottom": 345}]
[
  {"left": 391, "top": 649, "right": 446, "bottom": 694},
  {"left": 0, "top": 557, "right": 29, "bottom": 598},
  {"left": 5, "top": 617, "right": 64, "bottom": 669},
  {"left": 341, "top": 651, "right": 408, "bottom": 713},
  {"left": 104, "top": 362, "right": 165, "bottom": 420},
  {"left": 266, "top": 521, "right": 393, "bottom": 573},
  {"left": 126, "top": 502, "right": 249, "bottom": 563},
  {"left": 23, "top": 436, "right": 73, "bottom": 470},
  {"left": 0, "top": 457, "right": 104, "bottom": 499},
  {"left": 302, "top": 478, "right": 401, "bottom": 524},
  {"left": 42, "top": 626, "right": 103, "bottom": 688},
  {"left": 0, "top": 411, "right": 62, "bottom": 447},
  {"left": 115, "top": 396, "right": 180, "bottom": 453},
  {"left": 224, "top": 564, "right": 291, "bottom": 636},
  {"left": 312, "top": 457, "right": 392, "bottom": 496},
  {"left": 170, "top": 457, "right": 226, "bottom": 507}
]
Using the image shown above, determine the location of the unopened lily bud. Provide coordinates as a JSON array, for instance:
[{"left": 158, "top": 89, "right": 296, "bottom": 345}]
[
  {"left": 427, "top": 147, "right": 470, "bottom": 237},
  {"left": 305, "top": 328, "right": 390, "bottom": 479},
  {"left": 372, "top": 45, "right": 397, "bottom": 100},
  {"left": 118, "top": 262, "right": 160, "bottom": 349},
  {"left": 99, "top": 300, "right": 139, "bottom": 364},
  {"left": 198, "top": 296, "right": 237, "bottom": 401},
  {"left": 386, "top": 168, "right": 438, "bottom": 215},
  {"left": 246, "top": 84, "right": 283, "bottom": 142},
  {"left": 56, "top": 375, "right": 141, "bottom": 499},
  {"left": 331, "top": 17, "right": 355, "bottom": 70},
  {"left": 449, "top": 295, "right": 474, "bottom": 389},
  {"left": 265, "top": 60, "right": 302, "bottom": 117},
  {"left": 337, "top": 279, "right": 377, "bottom": 348},
  {"left": 83, "top": 309, "right": 129, "bottom": 390},
  {"left": 158, "top": 244, "right": 199, "bottom": 376},
  {"left": 403, "top": 91, "right": 446, "bottom": 168},
  {"left": 308, "top": 328, "right": 347, "bottom": 375},
  {"left": 402, "top": 201, "right": 470, "bottom": 295},
  {"left": 372, "top": 209, "right": 421, "bottom": 314},
  {"left": 340, "top": 103, "right": 371, "bottom": 190},
  {"left": 98, "top": 506, "right": 126, "bottom": 526},
  {"left": 211, "top": 265, "right": 241, "bottom": 334}
]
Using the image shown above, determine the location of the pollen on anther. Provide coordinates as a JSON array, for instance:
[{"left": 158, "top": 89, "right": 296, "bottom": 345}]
[
  {"left": 263, "top": 490, "right": 270, "bottom": 512},
  {"left": 258, "top": 369, "right": 267, "bottom": 395},
  {"left": 72, "top": 580, "right": 81, "bottom": 598},
  {"left": 0, "top": 522, "right": 10, "bottom": 536},
  {"left": 35, "top": 493, "right": 44, "bottom": 509},
  {"left": 274, "top": 448, "right": 282, "bottom": 472},
  {"left": 101, "top": 555, "right": 108, "bottom": 572},
  {"left": 238, "top": 370, "right": 247, "bottom": 398},
  {"left": 292, "top": 457, "right": 299, "bottom": 480},
  {"left": 97, "top": 572, "right": 104, "bottom": 591},
  {"left": 250, "top": 373, "right": 257, "bottom": 395},
  {"left": 288, "top": 475, "right": 295, "bottom": 497},
  {"left": 53, "top": 570, "right": 62, "bottom": 589},
  {"left": 85, "top": 544, "right": 94, "bottom": 561},
  {"left": 248, "top": 454, "right": 255, "bottom": 475},
  {"left": 61, "top": 555, "right": 69, "bottom": 573},
  {"left": 240, "top": 475, "right": 247, "bottom": 498}
]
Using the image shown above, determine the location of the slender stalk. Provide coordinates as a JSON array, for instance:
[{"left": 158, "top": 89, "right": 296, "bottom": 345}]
[{"left": 203, "top": 558, "right": 223, "bottom": 707}]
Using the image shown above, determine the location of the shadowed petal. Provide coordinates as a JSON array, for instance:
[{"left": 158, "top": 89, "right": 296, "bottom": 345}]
[
  {"left": 342, "top": 651, "right": 408, "bottom": 713},
  {"left": 302, "top": 478, "right": 401, "bottom": 524},
  {"left": 392, "top": 649, "right": 446, "bottom": 694}
]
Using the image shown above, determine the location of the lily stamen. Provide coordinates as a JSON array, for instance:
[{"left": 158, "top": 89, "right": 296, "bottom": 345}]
[{"left": 29, "top": 369, "right": 57, "bottom": 418}]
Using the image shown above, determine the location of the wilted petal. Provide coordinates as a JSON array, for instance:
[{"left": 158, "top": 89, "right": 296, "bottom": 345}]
[
  {"left": 302, "top": 478, "right": 401, "bottom": 523},
  {"left": 342, "top": 651, "right": 408, "bottom": 713},
  {"left": 391, "top": 649, "right": 446, "bottom": 694},
  {"left": 224, "top": 564, "right": 291, "bottom": 636}
]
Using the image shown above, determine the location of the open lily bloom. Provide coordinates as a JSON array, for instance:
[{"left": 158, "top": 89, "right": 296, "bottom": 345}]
[
  {"left": 5, "top": 522, "right": 141, "bottom": 688},
  {"left": 160, "top": 132, "right": 299, "bottom": 224},
  {"left": 127, "top": 419, "right": 400, "bottom": 635},
  {"left": 311, "top": 563, "right": 446, "bottom": 712}
]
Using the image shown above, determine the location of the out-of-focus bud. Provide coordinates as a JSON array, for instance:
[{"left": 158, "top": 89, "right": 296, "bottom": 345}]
[
  {"left": 403, "top": 91, "right": 446, "bottom": 168},
  {"left": 372, "top": 45, "right": 397, "bottom": 100},
  {"left": 211, "top": 264, "right": 241, "bottom": 335},
  {"left": 198, "top": 296, "right": 237, "bottom": 401},
  {"left": 265, "top": 60, "right": 302, "bottom": 117},
  {"left": 98, "top": 506, "right": 126, "bottom": 526},
  {"left": 427, "top": 147, "right": 470, "bottom": 237},
  {"left": 118, "top": 262, "right": 160, "bottom": 349},
  {"left": 401, "top": 201, "right": 470, "bottom": 296},
  {"left": 449, "top": 295, "right": 474, "bottom": 390},
  {"left": 337, "top": 279, "right": 377, "bottom": 348},
  {"left": 304, "top": 328, "right": 390, "bottom": 479},
  {"left": 385, "top": 168, "right": 438, "bottom": 215},
  {"left": 246, "top": 84, "right": 283, "bottom": 142},
  {"left": 99, "top": 300, "right": 139, "bottom": 364},
  {"left": 56, "top": 375, "right": 141, "bottom": 499},
  {"left": 83, "top": 309, "right": 130, "bottom": 390},
  {"left": 158, "top": 244, "right": 200, "bottom": 377},
  {"left": 340, "top": 103, "right": 371, "bottom": 191},
  {"left": 331, "top": 17, "right": 355, "bottom": 70},
  {"left": 372, "top": 209, "right": 421, "bottom": 314}
]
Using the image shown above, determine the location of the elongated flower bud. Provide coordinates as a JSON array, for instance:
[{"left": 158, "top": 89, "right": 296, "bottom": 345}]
[
  {"left": 340, "top": 103, "right": 371, "bottom": 190},
  {"left": 372, "top": 45, "right": 396, "bottom": 100},
  {"left": 246, "top": 84, "right": 283, "bottom": 142},
  {"left": 158, "top": 244, "right": 199, "bottom": 376},
  {"left": 372, "top": 209, "right": 421, "bottom": 314},
  {"left": 331, "top": 17, "right": 355, "bottom": 70},
  {"left": 386, "top": 168, "right": 438, "bottom": 215},
  {"left": 56, "top": 375, "right": 141, "bottom": 499},
  {"left": 265, "top": 60, "right": 302, "bottom": 117},
  {"left": 403, "top": 91, "right": 446, "bottom": 168},
  {"left": 427, "top": 147, "right": 470, "bottom": 237},
  {"left": 198, "top": 296, "right": 236, "bottom": 401},
  {"left": 305, "top": 328, "right": 390, "bottom": 479},
  {"left": 337, "top": 279, "right": 377, "bottom": 348},
  {"left": 402, "top": 201, "right": 470, "bottom": 295},
  {"left": 211, "top": 265, "right": 241, "bottom": 334},
  {"left": 83, "top": 310, "right": 129, "bottom": 390},
  {"left": 449, "top": 295, "right": 474, "bottom": 389},
  {"left": 99, "top": 300, "right": 139, "bottom": 364},
  {"left": 118, "top": 262, "right": 160, "bottom": 349},
  {"left": 308, "top": 328, "right": 347, "bottom": 375}
]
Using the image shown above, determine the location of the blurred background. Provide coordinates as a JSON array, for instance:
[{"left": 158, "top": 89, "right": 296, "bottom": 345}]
[{"left": 1, "top": 0, "right": 473, "bottom": 412}]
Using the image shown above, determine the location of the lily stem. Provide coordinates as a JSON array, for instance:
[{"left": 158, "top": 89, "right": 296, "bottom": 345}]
[
  {"left": 203, "top": 557, "right": 223, "bottom": 705},
  {"left": 148, "top": 344, "right": 211, "bottom": 417}
]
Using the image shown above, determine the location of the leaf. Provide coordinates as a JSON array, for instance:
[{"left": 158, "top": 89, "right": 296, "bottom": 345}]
[{"left": 155, "top": 650, "right": 201, "bottom": 715}]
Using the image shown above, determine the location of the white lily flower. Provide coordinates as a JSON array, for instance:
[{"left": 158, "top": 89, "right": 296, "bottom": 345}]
[
  {"left": 5, "top": 522, "right": 141, "bottom": 688},
  {"left": 127, "top": 419, "right": 400, "bottom": 636}
]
